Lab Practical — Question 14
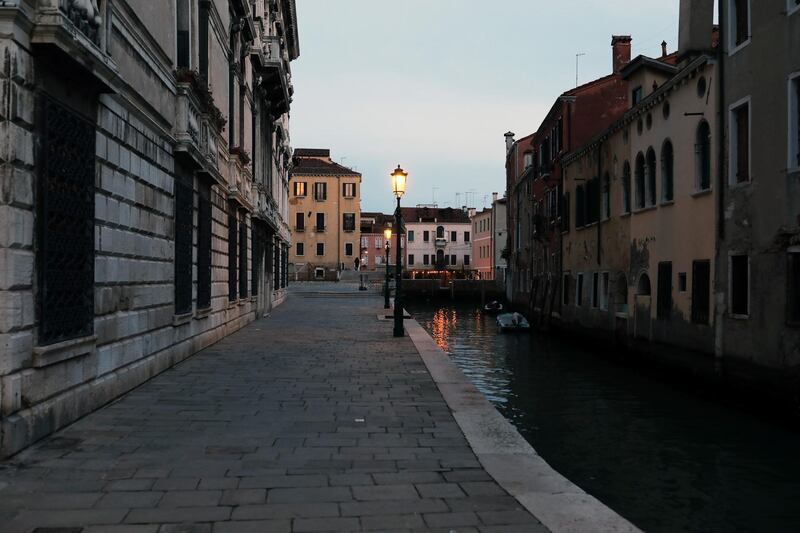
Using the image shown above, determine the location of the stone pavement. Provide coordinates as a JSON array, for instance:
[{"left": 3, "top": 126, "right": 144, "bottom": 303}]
[{"left": 0, "top": 287, "right": 548, "bottom": 533}]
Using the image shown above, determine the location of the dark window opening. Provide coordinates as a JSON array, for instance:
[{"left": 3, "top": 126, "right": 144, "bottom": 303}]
[
  {"left": 345, "top": 243, "right": 353, "bottom": 256},
  {"left": 343, "top": 213, "right": 356, "bottom": 232},
  {"left": 316, "top": 243, "right": 324, "bottom": 256},
  {"left": 197, "top": 183, "right": 212, "bottom": 310},
  {"left": 632, "top": 86, "right": 643, "bottom": 105},
  {"left": 789, "top": 252, "right": 800, "bottom": 324},
  {"left": 296, "top": 242, "right": 304, "bottom": 255},
  {"left": 733, "top": 0, "right": 749, "bottom": 46},
  {"left": 177, "top": 0, "right": 191, "bottom": 68},
  {"left": 657, "top": 262, "right": 672, "bottom": 320},
  {"left": 731, "top": 254, "right": 749, "bottom": 316},
  {"left": 733, "top": 103, "right": 750, "bottom": 183},
  {"left": 691, "top": 260, "right": 710, "bottom": 324},
  {"left": 696, "top": 121, "right": 712, "bottom": 190},
  {"left": 174, "top": 174, "right": 194, "bottom": 315},
  {"left": 423, "top": 231, "right": 430, "bottom": 242},
  {"left": 464, "top": 255, "right": 470, "bottom": 266},
  {"left": 239, "top": 216, "right": 248, "bottom": 299},
  {"left": 464, "top": 231, "right": 470, "bottom": 242},
  {"left": 295, "top": 211, "right": 304, "bottom": 230},
  {"left": 451, "top": 230, "right": 457, "bottom": 242},
  {"left": 316, "top": 213, "right": 325, "bottom": 231},
  {"left": 635, "top": 153, "right": 646, "bottom": 208},
  {"left": 436, "top": 226, "right": 445, "bottom": 239},
  {"left": 622, "top": 161, "right": 632, "bottom": 213},
  {"left": 228, "top": 203, "right": 238, "bottom": 301},
  {"left": 661, "top": 140, "right": 674, "bottom": 202},
  {"left": 646, "top": 148, "right": 657, "bottom": 206},
  {"left": 36, "top": 96, "right": 95, "bottom": 345}
]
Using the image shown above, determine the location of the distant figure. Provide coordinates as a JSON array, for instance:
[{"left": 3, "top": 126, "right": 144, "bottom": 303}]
[{"left": 354, "top": 257, "right": 360, "bottom": 271}]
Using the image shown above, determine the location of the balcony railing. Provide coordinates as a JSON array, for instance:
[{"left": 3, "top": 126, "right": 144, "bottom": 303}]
[
  {"left": 257, "top": 35, "right": 292, "bottom": 116},
  {"left": 434, "top": 238, "right": 448, "bottom": 247},
  {"left": 175, "top": 83, "right": 221, "bottom": 180}
]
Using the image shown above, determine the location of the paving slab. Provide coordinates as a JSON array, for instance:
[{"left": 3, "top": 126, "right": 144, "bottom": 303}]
[{"left": 0, "top": 289, "right": 546, "bottom": 532}]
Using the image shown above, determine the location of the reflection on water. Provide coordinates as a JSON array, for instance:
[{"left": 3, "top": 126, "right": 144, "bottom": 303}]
[{"left": 409, "top": 302, "right": 800, "bottom": 533}]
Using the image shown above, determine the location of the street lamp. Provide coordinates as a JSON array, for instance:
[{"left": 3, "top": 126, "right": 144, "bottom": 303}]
[
  {"left": 391, "top": 165, "right": 407, "bottom": 337},
  {"left": 383, "top": 226, "right": 392, "bottom": 309}
]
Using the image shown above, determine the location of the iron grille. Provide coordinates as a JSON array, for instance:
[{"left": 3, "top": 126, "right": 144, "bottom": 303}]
[
  {"left": 174, "top": 175, "right": 193, "bottom": 315},
  {"left": 37, "top": 96, "right": 95, "bottom": 345},
  {"left": 197, "top": 185, "right": 212, "bottom": 309}
]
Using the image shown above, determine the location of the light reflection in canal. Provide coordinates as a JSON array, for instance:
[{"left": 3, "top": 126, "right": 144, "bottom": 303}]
[{"left": 408, "top": 301, "right": 800, "bottom": 533}]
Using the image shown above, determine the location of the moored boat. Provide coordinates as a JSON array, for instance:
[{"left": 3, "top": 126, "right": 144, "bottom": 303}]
[{"left": 496, "top": 312, "right": 530, "bottom": 333}]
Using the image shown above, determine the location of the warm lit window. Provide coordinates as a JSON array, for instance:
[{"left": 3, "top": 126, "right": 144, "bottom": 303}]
[
  {"left": 730, "top": 254, "right": 749, "bottom": 317},
  {"left": 730, "top": 99, "right": 750, "bottom": 184},
  {"left": 294, "top": 181, "right": 307, "bottom": 197}
]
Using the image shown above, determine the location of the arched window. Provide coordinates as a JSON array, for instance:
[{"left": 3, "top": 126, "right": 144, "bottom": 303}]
[
  {"left": 637, "top": 272, "right": 651, "bottom": 296},
  {"left": 622, "top": 161, "right": 631, "bottom": 214},
  {"left": 602, "top": 172, "right": 611, "bottom": 219},
  {"left": 695, "top": 121, "right": 711, "bottom": 191},
  {"left": 635, "top": 152, "right": 645, "bottom": 209},
  {"left": 661, "top": 140, "right": 674, "bottom": 202},
  {"left": 436, "top": 249, "right": 445, "bottom": 265},
  {"left": 646, "top": 147, "right": 657, "bottom": 206},
  {"left": 436, "top": 226, "right": 444, "bottom": 239}
]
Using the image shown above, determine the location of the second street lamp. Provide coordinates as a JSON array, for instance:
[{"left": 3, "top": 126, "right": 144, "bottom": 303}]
[
  {"left": 383, "top": 226, "right": 392, "bottom": 309},
  {"left": 390, "top": 165, "right": 407, "bottom": 338}
]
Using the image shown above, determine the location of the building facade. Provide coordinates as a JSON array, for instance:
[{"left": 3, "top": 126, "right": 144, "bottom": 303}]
[
  {"left": 717, "top": 0, "right": 800, "bottom": 385},
  {"left": 403, "top": 207, "right": 472, "bottom": 275},
  {"left": 288, "top": 149, "right": 361, "bottom": 279},
  {"left": 0, "top": 0, "right": 298, "bottom": 456},
  {"left": 472, "top": 208, "right": 493, "bottom": 279},
  {"left": 492, "top": 195, "right": 509, "bottom": 286},
  {"left": 359, "top": 212, "right": 404, "bottom": 271}
]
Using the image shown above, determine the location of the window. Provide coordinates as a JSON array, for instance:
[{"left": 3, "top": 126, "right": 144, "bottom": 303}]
[
  {"left": 730, "top": 100, "right": 750, "bottom": 184},
  {"left": 239, "top": 217, "right": 248, "bottom": 298},
  {"left": 635, "top": 152, "right": 646, "bottom": 208},
  {"left": 251, "top": 226, "right": 262, "bottom": 297},
  {"left": 343, "top": 213, "right": 356, "bottom": 232},
  {"left": 464, "top": 231, "right": 470, "bottom": 242},
  {"left": 730, "top": 0, "right": 750, "bottom": 49},
  {"left": 174, "top": 175, "right": 193, "bottom": 315},
  {"left": 314, "top": 182, "right": 327, "bottom": 201},
  {"left": 646, "top": 147, "right": 657, "bottom": 206},
  {"left": 657, "top": 262, "right": 672, "bottom": 320},
  {"left": 692, "top": 260, "right": 711, "bottom": 324},
  {"left": 562, "top": 273, "right": 571, "bottom": 306},
  {"left": 197, "top": 182, "right": 212, "bottom": 310},
  {"left": 661, "top": 140, "right": 674, "bottom": 202},
  {"left": 36, "top": 96, "right": 95, "bottom": 345},
  {"left": 176, "top": 0, "right": 192, "bottom": 69},
  {"left": 423, "top": 231, "right": 430, "bottom": 242},
  {"left": 600, "top": 272, "right": 609, "bottom": 310},
  {"left": 788, "top": 251, "right": 800, "bottom": 324},
  {"left": 524, "top": 152, "right": 533, "bottom": 169},
  {"left": 345, "top": 243, "right": 353, "bottom": 256},
  {"left": 632, "top": 86, "right": 643, "bottom": 105},
  {"left": 678, "top": 273, "right": 687, "bottom": 292},
  {"left": 315, "top": 267, "right": 324, "bottom": 279},
  {"left": 423, "top": 254, "right": 430, "bottom": 265},
  {"left": 601, "top": 173, "right": 610, "bottom": 219},
  {"left": 295, "top": 212, "right": 304, "bottom": 231},
  {"left": 409, "top": 254, "right": 415, "bottom": 265},
  {"left": 408, "top": 230, "right": 414, "bottom": 242},
  {"left": 730, "top": 254, "right": 749, "bottom": 317},
  {"left": 296, "top": 242, "right": 304, "bottom": 256},
  {"left": 343, "top": 182, "right": 356, "bottom": 197},
  {"left": 789, "top": 74, "right": 800, "bottom": 169},
  {"left": 375, "top": 237, "right": 381, "bottom": 248},
  {"left": 294, "top": 181, "right": 307, "bottom": 197},
  {"left": 576, "top": 273, "right": 584, "bottom": 306},
  {"left": 228, "top": 204, "right": 238, "bottom": 301},
  {"left": 464, "top": 255, "right": 470, "bottom": 266},
  {"left": 592, "top": 272, "right": 599, "bottom": 308},
  {"left": 696, "top": 121, "right": 712, "bottom": 191},
  {"left": 451, "top": 230, "right": 457, "bottom": 242},
  {"left": 436, "top": 226, "right": 445, "bottom": 239},
  {"left": 316, "top": 213, "right": 325, "bottom": 231},
  {"left": 622, "top": 161, "right": 632, "bottom": 213},
  {"left": 316, "top": 243, "right": 325, "bottom": 256}
]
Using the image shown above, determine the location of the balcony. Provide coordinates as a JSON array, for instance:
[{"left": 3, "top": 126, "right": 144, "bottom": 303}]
[
  {"left": 30, "top": 0, "right": 119, "bottom": 90},
  {"left": 256, "top": 36, "right": 292, "bottom": 116},
  {"left": 434, "top": 238, "right": 448, "bottom": 248},
  {"left": 175, "top": 81, "right": 222, "bottom": 184}
]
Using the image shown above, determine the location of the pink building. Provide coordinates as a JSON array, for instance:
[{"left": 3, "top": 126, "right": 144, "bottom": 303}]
[
  {"left": 359, "top": 212, "right": 404, "bottom": 271},
  {"left": 471, "top": 208, "right": 493, "bottom": 279}
]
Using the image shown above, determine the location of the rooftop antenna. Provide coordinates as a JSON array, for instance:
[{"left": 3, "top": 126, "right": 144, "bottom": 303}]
[{"left": 575, "top": 52, "right": 586, "bottom": 87}]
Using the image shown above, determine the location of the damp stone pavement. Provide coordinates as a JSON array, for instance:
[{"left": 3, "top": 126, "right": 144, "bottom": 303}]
[{"left": 0, "top": 283, "right": 549, "bottom": 533}]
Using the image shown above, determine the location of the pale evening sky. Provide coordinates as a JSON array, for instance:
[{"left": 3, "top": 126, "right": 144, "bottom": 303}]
[{"left": 290, "top": 0, "right": 688, "bottom": 213}]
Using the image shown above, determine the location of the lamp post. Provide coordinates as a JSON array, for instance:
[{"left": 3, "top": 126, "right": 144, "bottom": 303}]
[
  {"left": 383, "top": 226, "right": 392, "bottom": 309},
  {"left": 391, "top": 165, "right": 407, "bottom": 337}
]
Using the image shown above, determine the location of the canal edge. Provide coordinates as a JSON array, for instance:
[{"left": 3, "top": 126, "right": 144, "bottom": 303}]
[{"left": 403, "top": 316, "right": 642, "bottom": 533}]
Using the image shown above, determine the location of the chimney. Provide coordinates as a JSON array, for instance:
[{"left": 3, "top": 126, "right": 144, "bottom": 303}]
[
  {"left": 678, "top": 0, "right": 713, "bottom": 58},
  {"left": 504, "top": 131, "right": 515, "bottom": 154},
  {"left": 611, "top": 35, "right": 632, "bottom": 73},
  {"left": 661, "top": 40, "right": 668, "bottom": 57},
  {"left": 492, "top": 192, "right": 498, "bottom": 204}
]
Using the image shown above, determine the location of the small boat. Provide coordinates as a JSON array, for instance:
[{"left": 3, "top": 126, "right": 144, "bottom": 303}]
[
  {"left": 496, "top": 312, "right": 530, "bottom": 333},
  {"left": 483, "top": 300, "right": 504, "bottom": 315}
]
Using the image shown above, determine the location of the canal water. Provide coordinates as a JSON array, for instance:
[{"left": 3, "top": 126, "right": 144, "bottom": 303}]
[{"left": 406, "top": 302, "right": 800, "bottom": 533}]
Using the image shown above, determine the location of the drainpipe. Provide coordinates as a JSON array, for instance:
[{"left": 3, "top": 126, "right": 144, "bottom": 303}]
[
  {"left": 714, "top": 0, "right": 726, "bottom": 370},
  {"left": 597, "top": 140, "right": 603, "bottom": 267}
]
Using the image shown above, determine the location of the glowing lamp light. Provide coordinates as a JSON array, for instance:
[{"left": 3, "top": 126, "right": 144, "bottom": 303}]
[
  {"left": 391, "top": 165, "right": 408, "bottom": 199},
  {"left": 383, "top": 227, "right": 392, "bottom": 242}
]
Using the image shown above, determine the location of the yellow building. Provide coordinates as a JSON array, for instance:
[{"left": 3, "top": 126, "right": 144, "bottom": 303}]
[{"left": 289, "top": 149, "right": 362, "bottom": 279}]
